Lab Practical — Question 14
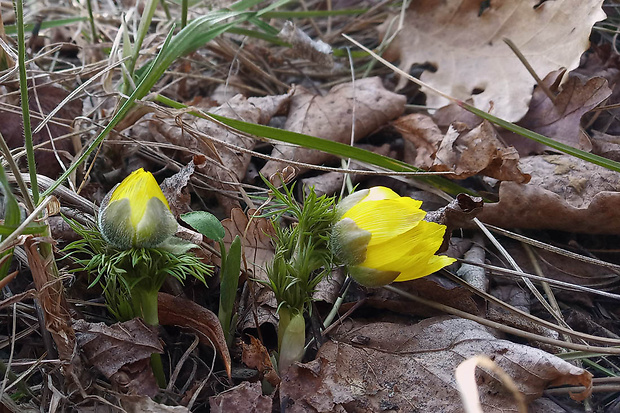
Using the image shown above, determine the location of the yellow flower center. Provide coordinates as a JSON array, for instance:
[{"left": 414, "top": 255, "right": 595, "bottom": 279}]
[{"left": 110, "top": 168, "right": 171, "bottom": 228}]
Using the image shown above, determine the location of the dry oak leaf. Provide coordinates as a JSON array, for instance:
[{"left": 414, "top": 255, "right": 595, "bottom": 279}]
[
  {"left": 73, "top": 318, "right": 163, "bottom": 397},
  {"left": 432, "top": 120, "right": 530, "bottom": 183},
  {"left": 261, "top": 77, "right": 405, "bottom": 178},
  {"left": 280, "top": 317, "right": 592, "bottom": 413},
  {"left": 504, "top": 70, "right": 612, "bottom": 154},
  {"left": 378, "top": 0, "right": 606, "bottom": 122},
  {"left": 479, "top": 154, "right": 620, "bottom": 233}
]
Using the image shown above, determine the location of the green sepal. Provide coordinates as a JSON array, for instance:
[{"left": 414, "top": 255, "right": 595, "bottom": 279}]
[{"left": 331, "top": 217, "right": 371, "bottom": 266}]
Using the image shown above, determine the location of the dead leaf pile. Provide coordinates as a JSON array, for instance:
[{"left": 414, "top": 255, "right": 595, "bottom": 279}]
[{"left": 281, "top": 317, "right": 592, "bottom": 413}]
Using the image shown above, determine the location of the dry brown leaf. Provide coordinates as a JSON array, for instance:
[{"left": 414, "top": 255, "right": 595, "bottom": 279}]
[
  {"left": 504, "top": 70, "right": 612, "bottom": 154},
  {"left": 221, "top": 208, "right": 277, "bottom": 330},
  {"left": 209, "top": 381, "right": 272, "bottom": 413},
  {"left": 24, "top": 236, "right": 82, "bottom": 388},
  {"left": 394, "top": 113, "right": 444, "bottom": 169},
  {"left": 73, "top": 318, "right": 162, "bottom": 397},
  {"left": 157, "top": 292, "right": 232, "bottom": 380},
  {"left": 479, "top": 154, "right": 620, "bottom": 233},
  {"left": 281, "top": 317, "right": 592, "bottom": 412},
  {"left": 432, "top": 121, "right": 530, "bottom": 183},
  {"left": 120, "top": 395, "right": 189, "bottom": 412},
  {"left": 160, "top": 155, "right": 207, "bottom": 218},
  {"left": 241, "top": 335, "right": 280, "bottom": 387},
  {"left": 260, "top": 77, "right": 405, "bottom": 177},
  {"left": 425, "top": 193, "right": 484, "bottom": 252},
  {"left": 378, "top": 0, "right": 606, "bottom": 122},
  {"left": 591, "top": 130, "right": 620, "bottom": 161}
]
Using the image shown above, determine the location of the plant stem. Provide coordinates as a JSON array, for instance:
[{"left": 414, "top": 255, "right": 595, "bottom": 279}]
[
  {"left": 85, "top": 0, "right": 98, "bottom": 43},
  {"left": 133, "top": 289, "right": 166, "bottom": 387},
  {"left": 181, "top": 0, "right": 188, "bottom": 28},
  {"left": 13, "top": 0, "right": 39, "bottom": 204}
]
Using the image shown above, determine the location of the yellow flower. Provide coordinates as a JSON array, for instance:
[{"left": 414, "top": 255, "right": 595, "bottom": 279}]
[
  {"left": 98, "top": 168, "right": 178, "bottom": 249},
  {"left": 332, "top": 187, "right": 455, "bottom": 287}
]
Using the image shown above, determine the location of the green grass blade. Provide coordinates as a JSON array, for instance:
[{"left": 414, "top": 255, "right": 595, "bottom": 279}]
[
  {"left": 464, "top": 103, "right": 620, "bottom": 173},
  {"left": 13, "top": 0, "right": 38, "bottom": 204},
  {"left": 4, "top": 17, "right": 86, "bottom": 35},
  {"left": 154, "top": 94, "right": 475, "bottom": 197}
]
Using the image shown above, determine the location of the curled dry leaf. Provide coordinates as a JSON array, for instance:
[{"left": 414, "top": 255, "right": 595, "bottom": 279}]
[
  {"left": 280, "top": 317, "right": 593, "bottom": 413},
  {"left": 425, "top": 193, "right": 484, "bottom": 253},
  {"left": 24, "top": 236, "right": 82, "bottom": 387},
  {"left": 241, "top": 335, "right": 280, "bottom": 387},
  {"left": 432, "top": 121, "right": 530, "bottom": 183},
  {"left": 504, "top": 70, "right": 612, "bottom": 154},
  {"left": 591, "top": 130, "right": 620, "bottom": 162},
  {"left": 394, "top": 113, "right": 445, "bottom": 169},
  {"left": 160, "top": 155, "right": 207, "bottom": 217},
  {"left": 73, "top": 318, "right": 162, "bottom": 397},
  {"left": 260, "top": 77, "right": 406, "bottom": 177},
  {"left": 377, "top": 0, "right": 606, "bottom": 122},
  {"left": 479, "top": 155, "right": 620, "bottom": 233},
  {"left": 157, "top": 292, "right": 232, "bottom": 380},
  {"left": 209, "top": 381, "right": 272, "bottom": 413},
  {"left": 221, "top": 208, "right": 277, "bottom": 330}
]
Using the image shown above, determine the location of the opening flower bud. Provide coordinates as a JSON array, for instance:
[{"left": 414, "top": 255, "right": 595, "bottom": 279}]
[
  {"left": 332, "top": 187, "right": 456, "bottom": 287},
  {"left": 98, "top": 168, "right": 178, "bottom": 249}
]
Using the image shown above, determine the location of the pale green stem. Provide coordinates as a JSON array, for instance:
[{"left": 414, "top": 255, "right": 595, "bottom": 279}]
[
  {"left": 277, "top": 308, "right": 305, "bottom": 373},
  {"left": 132, "top": 288, "right": 166, "bottom": 387}
]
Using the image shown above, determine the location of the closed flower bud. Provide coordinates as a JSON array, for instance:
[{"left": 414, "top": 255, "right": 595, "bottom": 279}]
[
  {"left": 332, "top": 187, "right": 455, "bottom": 287},
  {"left": 98, "top": 168, "right": 178, "bottom": 249}
]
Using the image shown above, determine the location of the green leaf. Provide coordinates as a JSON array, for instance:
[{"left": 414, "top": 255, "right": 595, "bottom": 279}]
[
  {"left": 181, "top": 211, "right": 226, "bottom": 241},
  {"left": 219, "top": 236, "right": 242, "bottom": 346}
]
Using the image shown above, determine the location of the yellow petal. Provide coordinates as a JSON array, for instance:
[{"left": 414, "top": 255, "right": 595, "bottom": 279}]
[
  {"left": 110, "top": 168, "right": 171, "bottom": 228},
  {"left": 393, "top": 254, "right": 456, "bottom": 282},
  {"left": 362, "top": 186, "right": 400, "bottom": 202},
  {"left": 361, "top": 221, "right": 451, "bottom": 277},
  {"left": 343, "top": 197, "right": 425, "bottom": 246}
]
